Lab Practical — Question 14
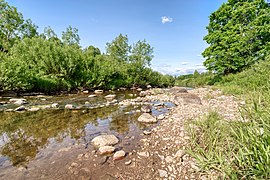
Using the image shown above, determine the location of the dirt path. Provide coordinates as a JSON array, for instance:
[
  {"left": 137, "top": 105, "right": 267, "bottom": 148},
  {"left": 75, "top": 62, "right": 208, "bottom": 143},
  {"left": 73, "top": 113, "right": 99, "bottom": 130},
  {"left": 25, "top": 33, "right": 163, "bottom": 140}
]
[{"left": 1, "top": 87, "right": 241, "bottom": 180}]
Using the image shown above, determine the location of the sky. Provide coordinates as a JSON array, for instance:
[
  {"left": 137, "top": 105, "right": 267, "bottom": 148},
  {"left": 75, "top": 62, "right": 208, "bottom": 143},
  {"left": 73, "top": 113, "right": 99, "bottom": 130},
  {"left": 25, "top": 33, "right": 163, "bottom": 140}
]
[{"left": 6, "top": 0, "right": 226, "bottom": 76}]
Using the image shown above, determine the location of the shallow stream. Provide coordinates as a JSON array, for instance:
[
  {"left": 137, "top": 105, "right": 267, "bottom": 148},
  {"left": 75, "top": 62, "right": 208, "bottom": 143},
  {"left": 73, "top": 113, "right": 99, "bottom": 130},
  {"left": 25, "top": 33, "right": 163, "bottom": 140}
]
[{"left": 0, "top": 90, "right": 174, "bottom": 178}]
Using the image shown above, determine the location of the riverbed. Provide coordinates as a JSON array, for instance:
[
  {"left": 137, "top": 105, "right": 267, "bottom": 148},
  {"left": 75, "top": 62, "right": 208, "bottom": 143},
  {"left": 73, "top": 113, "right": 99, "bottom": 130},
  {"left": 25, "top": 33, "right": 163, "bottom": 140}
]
[{"left": 0, "top": 90, "right": 174, "bottom": 179}]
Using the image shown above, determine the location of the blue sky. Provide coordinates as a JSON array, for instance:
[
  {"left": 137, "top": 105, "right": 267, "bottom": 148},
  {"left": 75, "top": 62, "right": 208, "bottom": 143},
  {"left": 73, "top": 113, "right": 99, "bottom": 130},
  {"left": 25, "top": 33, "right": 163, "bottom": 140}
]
[{"left": 6, "top": 0, "right": 226, "bottom": 75}]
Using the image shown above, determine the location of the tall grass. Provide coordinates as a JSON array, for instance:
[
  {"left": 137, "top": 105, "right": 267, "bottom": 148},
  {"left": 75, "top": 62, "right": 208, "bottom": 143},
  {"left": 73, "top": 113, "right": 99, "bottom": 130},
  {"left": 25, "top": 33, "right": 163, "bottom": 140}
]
[{"left": 187, "top": 57, "right": 270, "bottom": 179}]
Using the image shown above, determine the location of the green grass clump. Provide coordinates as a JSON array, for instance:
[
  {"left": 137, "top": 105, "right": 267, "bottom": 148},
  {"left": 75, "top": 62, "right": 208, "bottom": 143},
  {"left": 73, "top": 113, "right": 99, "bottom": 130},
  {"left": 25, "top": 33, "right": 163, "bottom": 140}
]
[{"left": 188, "top": 56, "right": 270, "bottom": 179}]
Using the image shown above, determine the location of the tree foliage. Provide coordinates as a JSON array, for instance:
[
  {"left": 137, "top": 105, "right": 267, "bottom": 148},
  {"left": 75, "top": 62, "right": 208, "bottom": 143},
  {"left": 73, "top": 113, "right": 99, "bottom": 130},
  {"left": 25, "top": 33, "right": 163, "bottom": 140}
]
[
  {"left": 0, "top": 0, "right": 175, "bottom": 92},
  {"left": 203, "top": 0, "right": 270, "bottom": 74}
]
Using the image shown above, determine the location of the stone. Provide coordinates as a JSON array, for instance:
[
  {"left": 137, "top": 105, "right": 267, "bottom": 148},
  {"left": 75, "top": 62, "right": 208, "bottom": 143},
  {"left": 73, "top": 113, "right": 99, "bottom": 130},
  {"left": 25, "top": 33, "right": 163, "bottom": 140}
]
[
  {"left": 28, "top": 107, "right": 40, "bottom": 112},
  {"left": 83, "top": 90, "right": 89, "bottom": 94},
  {"left": 104, "top": 94, "right": 116, "bottom": 100},
  {"left": 137, "top": 88, "right": 143, "bottom": 91},
  {"left": 138, "top": 113, "right": 157, "bottom": 123},
  {"left": 175, "top": 150, "right": 185, "bottom": 158},
  {"left": 174, "top": 93, "right": 202, "bottom": 105},
  {"left": 137, "top": 151, "right": 149, "bottom": 157},
  {"left": 141, "top": 105, "right": 152, "bottom": 113},
  {"left": 165, "top": 156, "right": 174, "bottom": 163},
  {"left": 94, "top": 90, "right": 104, "bottom": 94},
  {"left": 14, "top": 106, "right": 26, "bottom": 111},
  {"left": 113, "top": 150, "right": 126, "bottom": 161},
  {"left": 91, "top": 135, "right": 119, "bottom": 148},
  {"left": 88, "top": 94, "right": 97, "bottom": 98},
  {"left": 9, "top": 98, "right": 26, "bottom": 103},
  {"left": 14, "top": 99, "right": 28, "bottom": 105},
  {"left": 158, "top": 169, "right": 168, "bottom": 178},
  {"left": 125, "top": 160, "right": 132, "bottom": 165},
  {"left": 51, "top": 103, "right": 59, "bottom": 108},
  {"left": 98, "top": 146, "right": 116, "bottom": 155},
  {"left": 65, "top": 104, "right": 75, "bottom": 109},
  {"left": 143, "top": 130, "right": 151, "bottom": 135},
  {"left": 147, "top": 85, "right": 152, "bottom": 89},
  {"left": 157, "top": 114, "right": 165, "bottom": 120}
]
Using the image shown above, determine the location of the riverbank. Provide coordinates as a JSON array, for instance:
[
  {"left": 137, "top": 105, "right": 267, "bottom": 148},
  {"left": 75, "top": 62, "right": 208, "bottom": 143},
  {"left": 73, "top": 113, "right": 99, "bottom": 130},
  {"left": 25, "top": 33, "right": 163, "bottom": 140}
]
[{"left": 0, "top": 87, "right": 241, "bottom": 179}]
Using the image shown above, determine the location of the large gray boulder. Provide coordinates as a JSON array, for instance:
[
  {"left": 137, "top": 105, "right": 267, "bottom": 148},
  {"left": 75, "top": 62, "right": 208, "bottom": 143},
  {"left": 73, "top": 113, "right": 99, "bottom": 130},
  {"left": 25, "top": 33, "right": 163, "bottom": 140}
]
[
  {"left": 91, "top": 135, "right": 119, "bottom": 148},
  {"left": 138, "top": 113, "right": 157, "bottom": 123}
]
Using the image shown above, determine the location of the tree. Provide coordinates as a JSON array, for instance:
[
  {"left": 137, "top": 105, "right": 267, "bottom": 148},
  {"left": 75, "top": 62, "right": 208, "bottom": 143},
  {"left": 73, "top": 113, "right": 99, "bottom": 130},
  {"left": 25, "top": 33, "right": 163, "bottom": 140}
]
[
  {"left": 20, "top": 19, "right": 38, "bottom": 39},
  {"left": 202, "top": 0, "right": 270, "bottom": 75},
  {"left": 61, "top": 26, "right": 80, "bottom": 46},
  {"left": 0, "top": 0, "right": 24, "bottom": 51},
  {"left": 128, "top": 40, "right": 154, "bottom": 86},
  {"left": 106, "top": 34, "right": 130, "bottom": 63}
]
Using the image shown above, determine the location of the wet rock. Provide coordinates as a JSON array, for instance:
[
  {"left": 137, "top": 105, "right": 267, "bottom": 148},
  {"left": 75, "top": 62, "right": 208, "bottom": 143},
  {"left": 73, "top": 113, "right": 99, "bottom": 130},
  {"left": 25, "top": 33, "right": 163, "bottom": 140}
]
[
  {"left": 14, "top": 106, "right": 26, "bottom": 111},
  {"left": 138, "top": 113, "right": 157, "bottom": 123},
  {"left": 104, "top": 94, "right": 116, "bottom": 100},
  {"left": 88, "top": 94, "right": 97, "bottom": 98},
  {"left": 51, "top": 103, "right": 59, "bottom": 108},
  {"left": 141, "top": 105, "right": 152, "bottom": 113},
  {"left": 158, "top": 169, "right": 168, "bottom": 178},
  {"left": 91, "top": 135, "right": 119, "bottom": 148},
  {"left": 113, "top": 150, "right": 126, "bottom": 161},
  {"left": 99, "top": 146, "right": 116, "bottom": 155},
  {"left": 65, "top": 104, "right": 75, "bottom": 109},
  {"left": 94, "top": 90, "right": 104, "bottom": 94}
]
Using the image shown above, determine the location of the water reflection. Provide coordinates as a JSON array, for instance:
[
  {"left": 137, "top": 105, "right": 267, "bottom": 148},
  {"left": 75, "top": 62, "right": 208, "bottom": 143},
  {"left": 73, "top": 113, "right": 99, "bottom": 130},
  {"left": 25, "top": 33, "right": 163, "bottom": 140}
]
[
  {"left": 0, "top": 92, "right": 173, "bottom": 168},
  {"left": 0, "top": 104, "right": 145, "bottom": 167}
]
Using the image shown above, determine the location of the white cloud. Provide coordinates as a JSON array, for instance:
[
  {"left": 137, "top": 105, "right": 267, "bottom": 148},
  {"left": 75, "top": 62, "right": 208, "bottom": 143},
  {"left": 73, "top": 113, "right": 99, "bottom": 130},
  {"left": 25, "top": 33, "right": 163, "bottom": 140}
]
[
  {"left": 161, "top": 16, "right": 173, "bottom": 24},
  {"left": 152, "top": 63, "right": 206, "bottom": 76},
  {"left": 181, "top": 62, "right": 189, "bottom": 65}
]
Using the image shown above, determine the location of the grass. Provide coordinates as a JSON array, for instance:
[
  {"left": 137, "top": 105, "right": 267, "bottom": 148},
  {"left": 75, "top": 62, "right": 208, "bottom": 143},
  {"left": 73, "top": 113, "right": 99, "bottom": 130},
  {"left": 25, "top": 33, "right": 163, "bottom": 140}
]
[{"left": 186, "top": 57, "right": 270, "bottom": 179}]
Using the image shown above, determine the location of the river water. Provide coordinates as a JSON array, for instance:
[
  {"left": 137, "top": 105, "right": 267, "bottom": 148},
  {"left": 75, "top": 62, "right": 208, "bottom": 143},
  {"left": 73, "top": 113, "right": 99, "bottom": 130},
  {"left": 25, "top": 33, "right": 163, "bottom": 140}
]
[{"left": 0, "top": 90, "right": 174, "bottom": 179}]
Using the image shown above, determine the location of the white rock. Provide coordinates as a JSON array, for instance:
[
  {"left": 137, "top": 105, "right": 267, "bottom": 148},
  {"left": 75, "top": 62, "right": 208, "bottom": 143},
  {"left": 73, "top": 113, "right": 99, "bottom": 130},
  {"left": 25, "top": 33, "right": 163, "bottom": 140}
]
[
  {"left": 175, "top": 150, "right": 185, "bottom": 158},
  {"left": 9, "top": 98, "right": 26, "bottom": 103},
  {"left": 157, "top": 114, "right": 165, "bottom": 120},
  {"left": 91, "top": 135, "right": 119, "bottom": 148},
  {"left": 104, "top": 94, "right": 116, "bottom": 100},
  {"left": 14, "top": 99, "right": 28, "bottom": 105},
  {"left": 14, "top": 106, "right": 26, "bottom": 111},
  {"left": 158, "top": 169, "right": 168, "bottom": 178},
  {"left": 137, "top": 151, "right": 149, "bottom": 157},
  {"left": 165, "top": 156, "right": 174, "bottom": 163},
  {"left": 65, "top": 104, "right": 75, "bottom": 109},
  {"left": 138, "top": 113, "right": 157, "bottom": 123},
  {"left": 98, "top": 146, "right": 116, "bottom": 155},
  {"left": 113, "top": 150, "right": 126, "bottom": 161},
  {"left": 51, "top": 103, "right": 59, "bottom": 108},
  {"left": 94, "top": 90, "right": 104, "bottom": 94},
  {"left": 88, "top": 94, "right": 97, "bottom": 98},
  {"left": 125, "top": 160, "right": 132, "bottom": 165},
  {"left": 28, "top": 107, "right": 40, "bottom": 112}
]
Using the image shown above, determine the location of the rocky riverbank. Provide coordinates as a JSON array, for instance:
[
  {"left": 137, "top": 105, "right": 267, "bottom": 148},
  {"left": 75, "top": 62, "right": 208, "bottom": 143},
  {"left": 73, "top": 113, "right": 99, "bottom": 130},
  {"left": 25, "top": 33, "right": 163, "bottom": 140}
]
[{"left": 0, "top": 87, "right": 241, "bottom": 179}]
